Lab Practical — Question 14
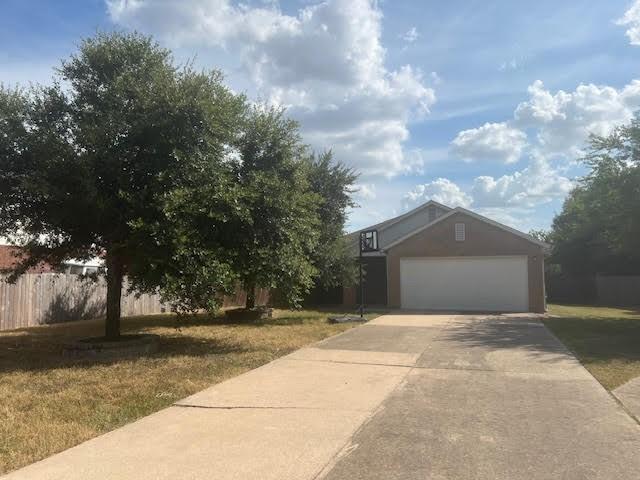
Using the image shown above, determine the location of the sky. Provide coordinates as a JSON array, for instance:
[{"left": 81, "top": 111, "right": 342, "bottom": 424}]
[{"left": 2, "top": 0, "right": 640, "bottom": 233}]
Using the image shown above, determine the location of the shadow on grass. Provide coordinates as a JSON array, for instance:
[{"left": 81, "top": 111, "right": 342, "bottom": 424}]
[
  {"left": 0, "top": 308, "right": 361, "bottom": 374},
  {"left": 0, "top": 313, "right": 252, "bottom": 375},
  {"left": 203, "top": 315, "right": 307, "bottom": 327},
  {"left": 542, "top": 314, "right": 640, "bottom": 365},
  {"left": 0, "top": 332, "right": 251, "bottom": 375},
  {"left": 177, "top": 307, "right": 377, "bottom": 328},
  {"left": 549, "top": 304, "right": 640, "bottom": 316}
]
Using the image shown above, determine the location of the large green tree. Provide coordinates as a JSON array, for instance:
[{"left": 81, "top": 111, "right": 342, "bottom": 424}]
[
  {"left": 304, "top": 151, "right": 358, "bottom": 290},
  {"left": 550, "top": 115, "right": 640, "bottom": 274},
  {"left": 0, "top": 32, "right": 244, "bottom": 338},
  {"left": 228, "top": 107, "right": 320, "bottom": 309},
  {"left": 159, "top": 107, "right": 358, "bottom": 312}
]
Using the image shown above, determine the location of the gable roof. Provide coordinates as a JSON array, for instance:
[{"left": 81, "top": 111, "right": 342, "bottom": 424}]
[
  {"left": 346, "top": 200, "right": 452, "bottom": 244},
  {"left": 382, "top": 206, "right": 547, "bottom": 250}
]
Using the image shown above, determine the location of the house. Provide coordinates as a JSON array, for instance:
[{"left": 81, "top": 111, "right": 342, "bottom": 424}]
[
  {"left": 0, "top": 245, "right": 103, "bottom": 275},
  {"left": 0, "top": 245, "right": 56, "bottom": 273},
  {"left": 60, "top": 259, "right": 103, "bottom": 275},
  {"left": 341, "top": 200, "right": 546, "bottom": 313}
]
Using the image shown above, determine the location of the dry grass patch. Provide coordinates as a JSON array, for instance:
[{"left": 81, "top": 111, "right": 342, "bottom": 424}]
[
  {"left": 0, "top": 309, "right": 379, "bottom": 474},
  {"left": 544, "top": 304, "right": 640, "bottom": 390}
]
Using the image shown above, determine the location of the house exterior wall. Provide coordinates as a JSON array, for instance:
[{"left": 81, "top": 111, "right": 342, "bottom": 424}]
[
  {"left": 348, "top": 204, "right": 449, "bottom": 256},
  {"left": 376, "top": 205, "right": 448, "bottom": 249},
  {"left": 385, "top": 212, "right": 545, "bottom": 313},
  {"left": 0, "top": 246, "right": 55, "bottom": 274}
]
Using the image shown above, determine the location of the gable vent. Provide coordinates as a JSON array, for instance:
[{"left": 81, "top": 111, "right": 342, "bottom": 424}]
[
  {"left": 428, "top": 205, "right": 437, "bottom": 222},
  {"left": 455, "top": 223, "right": 466, "bottom": 241}
]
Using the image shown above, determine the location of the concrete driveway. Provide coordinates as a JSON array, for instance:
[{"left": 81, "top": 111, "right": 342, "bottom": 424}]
[{"left": 5, "top": 314, "right": 640, "bottom": 480}]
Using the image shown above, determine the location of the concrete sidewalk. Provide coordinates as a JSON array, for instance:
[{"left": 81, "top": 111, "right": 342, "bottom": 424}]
[
  {"left": 614, "top": 376, "right": 640, "bottom": 422},
  {"left": 4, "top": 313, "right": 640, "bottom": 480}
]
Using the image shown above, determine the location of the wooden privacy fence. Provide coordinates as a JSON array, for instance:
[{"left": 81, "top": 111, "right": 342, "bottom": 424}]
[
  {"left": 0, "top": 274, "right": 270, "bottom": 331},
  {"left": 0, "top": 274, "right": 167, "bottom": 331},
  {"left": 547, "top": 273, "right": 640, "bottom": 306}
]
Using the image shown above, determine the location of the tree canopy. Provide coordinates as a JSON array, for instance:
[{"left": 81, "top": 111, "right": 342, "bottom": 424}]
[
  {"left": 304, "top": 151, "right": 358, "bottom": 290},
  {"left": 549, "top": 115, "right": 640, "bottom": 275},
  {"left": 1, "top": 32, "right": 244, "bottom": 338},
  {"left": 0, "top": 31, "right": 357, "bottom": 337},
  {"left": 226, "top": 106, "right": 321, "bottom": 309}
]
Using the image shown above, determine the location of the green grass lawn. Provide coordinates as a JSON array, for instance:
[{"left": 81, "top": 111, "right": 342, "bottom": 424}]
[
  {"left": 544, "top": 304, "right": 640, "bottom": 391},
  {"left": 0, "top": 308, "right": 379, "bottom": 475}
]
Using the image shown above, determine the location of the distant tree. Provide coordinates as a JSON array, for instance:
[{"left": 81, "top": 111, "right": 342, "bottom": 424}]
[
  {"left": 305, "top": 151, "right": 358, "bottom": 290},
  {"left": 550, "top": 115, "right": 640, "bottom": 274},
  {"left": 529, "top": 229, "right": 551, "bottom": 245},
  {"left": 0, "top": 32, "right": 245, "bottom": 338}
]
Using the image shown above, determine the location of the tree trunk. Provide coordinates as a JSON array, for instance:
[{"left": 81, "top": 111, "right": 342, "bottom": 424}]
[
  {"left": 105, "top": 251, "right": 124, "bottom": 340},
  {"left": 245, "top": 281, "right": 256, "bottom": 310}
]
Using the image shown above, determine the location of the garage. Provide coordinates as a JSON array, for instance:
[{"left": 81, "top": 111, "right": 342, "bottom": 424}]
[
  {"left": 343, "top": 204, "right": 546, "bottom": 313},
  {"left": 400, "top": 256, "right": 529, "bottom": 312}
]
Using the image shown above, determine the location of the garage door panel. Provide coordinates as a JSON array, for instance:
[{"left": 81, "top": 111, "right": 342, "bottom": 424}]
[{"left": 400, "top": 256, "right": 528, "bottom": 312}]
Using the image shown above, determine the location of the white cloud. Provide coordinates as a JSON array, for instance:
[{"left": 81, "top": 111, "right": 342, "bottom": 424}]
[
  {"left": 353, "top": 183, "right": 377, "bottom": 201},
  {"left": 449, "top": 79, "right": 640, "bottom": 167},
  {"left": 450, "top": 122, "right": 527, "bottom": 164},
  {"left": 108, "top": 0, "right": 435, "bottom": 177},
  {"left": 401, "top": 154, "right": 572, "bottom": 230},
  {"left": 403, "top": 178, "right": 472, "bottom": 210},
  {"left": 617, "top": 0, "right": 640, "bottom": 45},
  {"left": 473, "top": 207, "right": 525, "bottom": 229},
  {"left": 107, "top": 0, "right": 299, "bottom": 49},
  {"left": 471, "top": 154, "right": 573, "bottom": 209},
  {"left": 514, "top": 79, "right": 640, "bottom": 156},
  {"left": 429, "top": 71, "right": 442, "bottom": 85},
  {"left": 498, "top": 59, "right": 519, "bottom": 72},
  {"left": 346, "top": 207, "right": 388, "bottom": 231},
  {"left": 401, "top": 27, "right": 419, "bottom": 44},
  {"left": 441, "top": 77, "right": 635, "bottom": 229}
]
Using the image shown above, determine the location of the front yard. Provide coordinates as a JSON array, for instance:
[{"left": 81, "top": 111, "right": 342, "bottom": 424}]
[
  {"left": 4, "top": 304, "right": 639, "bottom": 474},
  {"left": 0, "top": 309, "right": 376, "bottom": 475},
  {"left": 544, "top": 304, "right": 640, "bottom": 390}
]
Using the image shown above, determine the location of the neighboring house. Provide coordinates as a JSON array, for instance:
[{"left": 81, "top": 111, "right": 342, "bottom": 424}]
[
  {"left": 340, "top": 200, "right": 546, "bottom": 313},
  {"left": 0, "top": 245, "right": 103, "bottom": 275},
  {"left": 0, "top": 245, "right": 56, "bottom": 273},
  {"left": 60, "top": 259, "right": 103, "bottom": 275}
]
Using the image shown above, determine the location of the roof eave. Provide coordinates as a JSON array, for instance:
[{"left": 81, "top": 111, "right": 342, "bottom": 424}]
[
  {"left": 346, "top": 200, "right": 453, "bottom": 243},
  {"left": 382, "top": 207, "right": 547, "bottom": 251}
]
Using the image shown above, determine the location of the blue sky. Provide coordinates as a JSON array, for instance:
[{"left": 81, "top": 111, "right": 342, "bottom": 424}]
[{"left": 3, "top": 0, "right": 640, "bottom": 233}]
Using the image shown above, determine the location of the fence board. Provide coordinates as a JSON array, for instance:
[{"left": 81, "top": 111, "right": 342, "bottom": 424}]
[
  {"left": 0, "top": 274, "right": 270, "bottom": 331},
  {"left": 0, "top": 274, "right": 167, "bottom": 331}
]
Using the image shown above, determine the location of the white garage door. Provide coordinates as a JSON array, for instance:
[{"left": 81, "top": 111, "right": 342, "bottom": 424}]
[{"left": 400, "top": 256, "right": 529, "bottom": 312}]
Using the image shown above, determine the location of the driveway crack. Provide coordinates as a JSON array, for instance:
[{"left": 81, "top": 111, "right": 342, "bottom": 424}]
[{"left": 172, "top": 403, "right": 368, "bottom": 412}]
